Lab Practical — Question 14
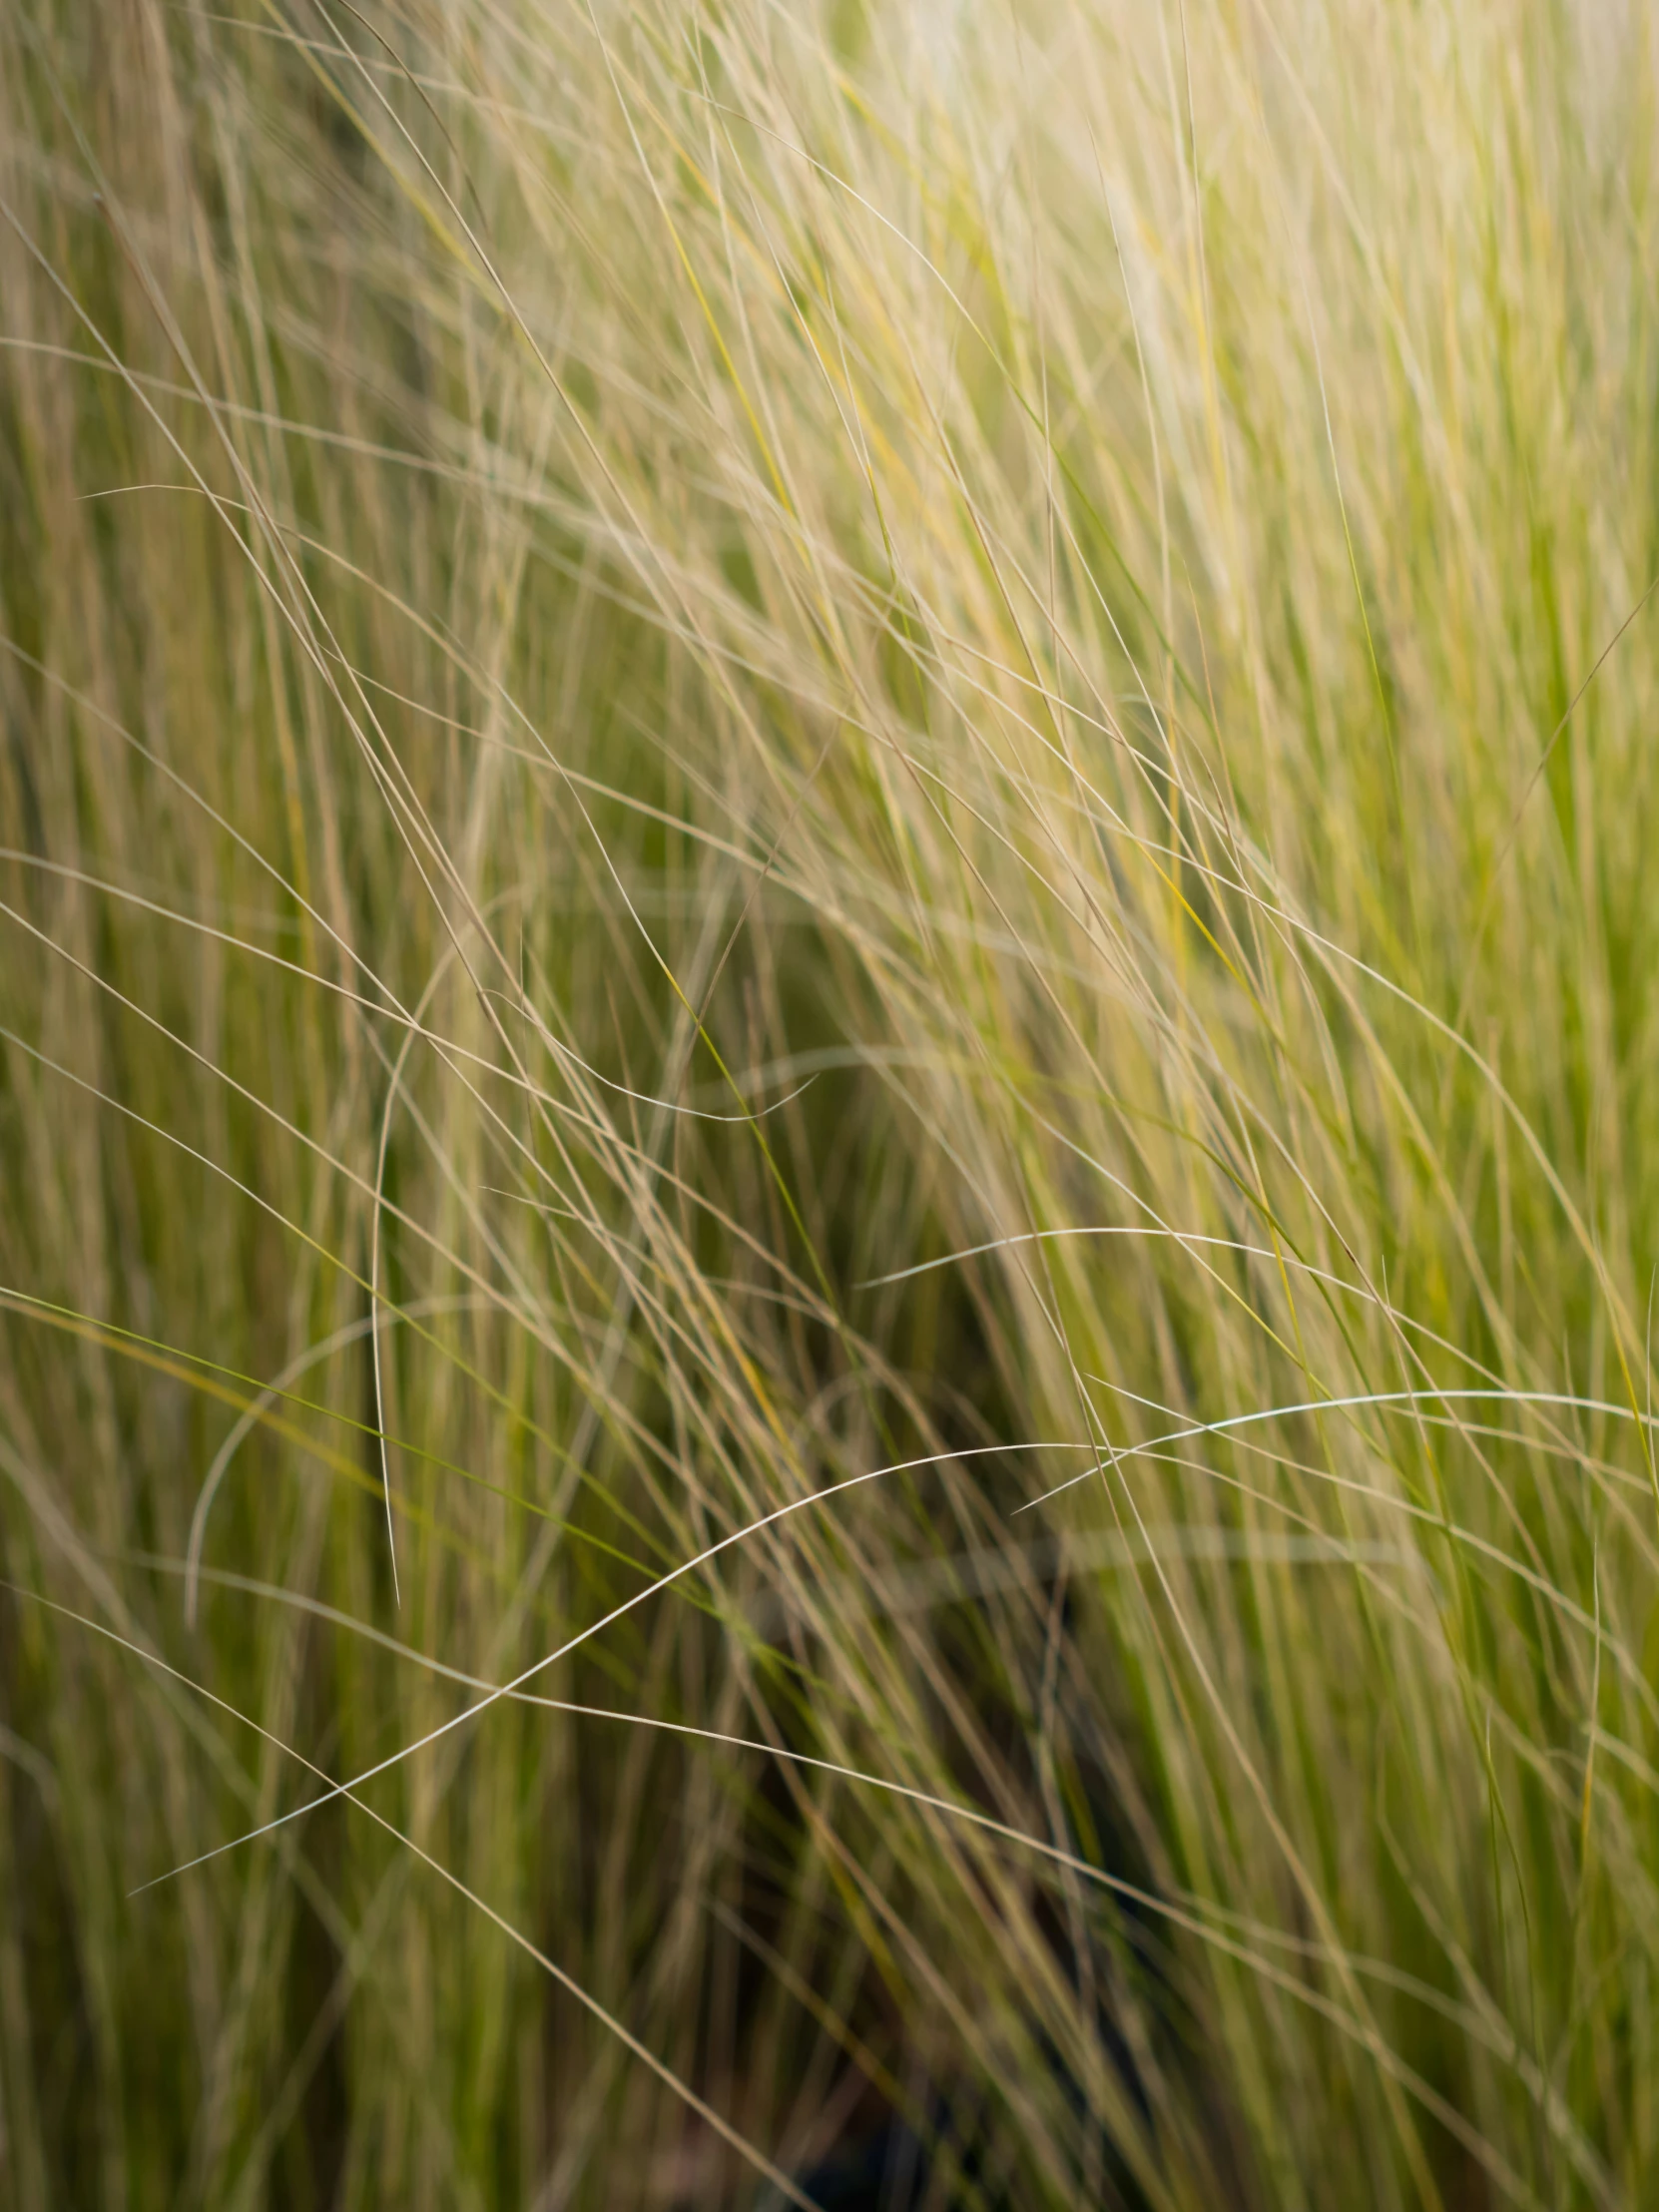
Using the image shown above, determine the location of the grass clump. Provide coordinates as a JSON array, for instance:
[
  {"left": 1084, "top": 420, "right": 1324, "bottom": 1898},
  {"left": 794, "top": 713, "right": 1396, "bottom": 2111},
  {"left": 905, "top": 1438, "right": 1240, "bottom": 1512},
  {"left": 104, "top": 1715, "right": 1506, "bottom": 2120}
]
[{"left": 4, "top": 1, "right": 1659, "bottom": 2205}]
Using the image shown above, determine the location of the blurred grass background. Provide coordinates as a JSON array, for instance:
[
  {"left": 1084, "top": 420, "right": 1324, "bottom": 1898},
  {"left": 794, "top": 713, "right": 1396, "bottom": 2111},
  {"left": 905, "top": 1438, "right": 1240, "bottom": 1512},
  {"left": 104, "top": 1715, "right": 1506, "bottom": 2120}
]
[{"left": 3, "top": 0, "right": 1659, "bottom": 2204}]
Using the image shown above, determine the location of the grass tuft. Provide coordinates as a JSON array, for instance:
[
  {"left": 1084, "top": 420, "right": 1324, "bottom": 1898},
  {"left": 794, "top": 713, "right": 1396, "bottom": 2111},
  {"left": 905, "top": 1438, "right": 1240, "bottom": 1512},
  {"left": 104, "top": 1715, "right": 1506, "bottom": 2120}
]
[{"left": 4, "top": 2, "right": 1659, "bottom": 2204}]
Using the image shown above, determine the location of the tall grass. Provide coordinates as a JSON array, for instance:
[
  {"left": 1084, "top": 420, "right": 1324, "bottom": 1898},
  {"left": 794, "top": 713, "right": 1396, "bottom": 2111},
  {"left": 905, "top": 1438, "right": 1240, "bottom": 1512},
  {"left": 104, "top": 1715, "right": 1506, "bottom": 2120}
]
[{"left": 3, "top": 0, "right": 1659, "bottom": 2204}]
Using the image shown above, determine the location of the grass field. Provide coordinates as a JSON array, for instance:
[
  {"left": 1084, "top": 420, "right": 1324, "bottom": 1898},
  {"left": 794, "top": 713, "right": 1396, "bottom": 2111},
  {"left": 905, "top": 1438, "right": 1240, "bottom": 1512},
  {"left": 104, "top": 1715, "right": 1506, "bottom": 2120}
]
[{"left": 4, "top": 1, "right": 1659, "bottom": 2205}]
